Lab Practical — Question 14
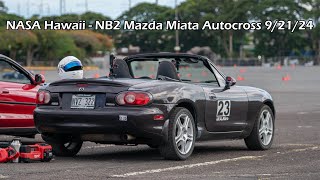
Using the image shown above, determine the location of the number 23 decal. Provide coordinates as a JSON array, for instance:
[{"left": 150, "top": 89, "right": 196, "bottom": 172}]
[{"left": 217, "top": 100, "right": 231, "bottom": 116}]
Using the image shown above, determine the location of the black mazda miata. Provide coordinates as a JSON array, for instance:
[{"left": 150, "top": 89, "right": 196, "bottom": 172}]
[{"left": 34, "top": 53, "right": 275, "bottom": 160}]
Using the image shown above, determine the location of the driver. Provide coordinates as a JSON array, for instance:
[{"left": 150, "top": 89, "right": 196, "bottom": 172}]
[{"left": 57, "top": 56, "right": 83, "bottom": 79}]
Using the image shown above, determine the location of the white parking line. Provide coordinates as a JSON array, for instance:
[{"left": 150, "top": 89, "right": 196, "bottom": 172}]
[
  {"left": 297, "top": 126, "right": 313, "bottom": 128},
  {"left": 282, "top": 143, "right": 316, "bottom": 147},
  {"left": 111, "top": 156, "right": 262, "bottom": 178},
  {"left": 111, "top": 145, "right": 320, "bottom": 178},
  {"left": 0, "top": 175, "right": 9, "bottom": 179}
]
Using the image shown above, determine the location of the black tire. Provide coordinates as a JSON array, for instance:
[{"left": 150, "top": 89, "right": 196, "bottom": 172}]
[
  {"left": 43, "top": 135, "right": 83, "bottom": 157},
  {"left": 159, "top": 107, "right": 196, "bottom": 160},
  {"left": 245, "top": 105, "right": 275, "bottom": 150}
]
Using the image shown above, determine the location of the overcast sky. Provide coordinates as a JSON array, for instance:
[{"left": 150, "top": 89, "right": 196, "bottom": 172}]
[{"left": 2, "top": 0, "right": 184, "bottom": 19}]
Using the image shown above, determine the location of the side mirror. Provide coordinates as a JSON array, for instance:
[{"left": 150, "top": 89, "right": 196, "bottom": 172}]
[
  {"left": 34, "top": 74, "right": 45, "bottom": 85},
  {"left": 225, "top": 76, "right": 236, "bottom": 89}
]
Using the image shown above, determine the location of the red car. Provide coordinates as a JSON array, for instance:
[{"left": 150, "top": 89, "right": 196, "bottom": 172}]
[{"left": 0, "top": 54, "right": 45, "bottom": 137}]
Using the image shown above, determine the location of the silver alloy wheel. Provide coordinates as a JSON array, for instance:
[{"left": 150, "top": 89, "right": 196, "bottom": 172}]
[
  {"left": 259, "top": 109, "right": 273, "bottom": 146},
  {"left": 175, "top": 113, "right": 194, "bottom": 155}
]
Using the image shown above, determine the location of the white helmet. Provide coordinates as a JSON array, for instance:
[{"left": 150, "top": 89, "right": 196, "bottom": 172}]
[{"left": 58, "top": 56, "right": 83, "bottom": 79}]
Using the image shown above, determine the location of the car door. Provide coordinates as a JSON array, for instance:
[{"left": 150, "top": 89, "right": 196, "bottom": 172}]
[
  {"left": 201, "top": 63, "right": 249, "bottom": 132},
  {"left": 0, "top": 59, "right": 38, "bottom": 129}
]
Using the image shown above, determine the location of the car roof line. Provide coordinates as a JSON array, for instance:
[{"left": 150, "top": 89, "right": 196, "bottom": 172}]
[{"left": 123, "top": 53, "right": 208, "bottom": 61}]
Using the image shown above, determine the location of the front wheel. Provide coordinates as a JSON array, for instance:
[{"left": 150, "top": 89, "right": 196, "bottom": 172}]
[
  {"left": 43, "top": 135, "right": 83, "bottom": 157},
  {"left": 159, "top": 107, "right": 196, "bottom": 160},
  {"left": 245, "top": 105, "right": 275, "bottom": 150}
]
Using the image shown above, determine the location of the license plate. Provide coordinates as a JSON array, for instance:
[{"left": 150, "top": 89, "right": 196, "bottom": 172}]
[{"left": 71, "top": 94, "right": 96, "bottom": 109}]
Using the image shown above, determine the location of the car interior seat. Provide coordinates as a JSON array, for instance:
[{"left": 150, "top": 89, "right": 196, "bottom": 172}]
[
  {"left": 113, "top": 59, "right": 133, "bottom": 78},
  {"left": 156, "top": 61, "right": 180, "bottom": 81}
]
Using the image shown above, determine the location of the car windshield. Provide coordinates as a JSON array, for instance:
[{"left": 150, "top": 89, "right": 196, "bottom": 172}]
[{"left": 128, "top": 57, "right": 218, "bottom": 83}]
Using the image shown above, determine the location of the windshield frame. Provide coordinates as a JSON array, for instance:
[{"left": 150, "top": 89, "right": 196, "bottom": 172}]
[{"left": 125, "top": 54, "right": 225, "bottom": 86}]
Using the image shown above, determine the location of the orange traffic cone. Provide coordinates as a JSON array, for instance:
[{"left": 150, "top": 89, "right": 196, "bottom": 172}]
[
  {"left": 276, "top": 64, "right": 282, "bottom": 70},
  {"left": 237, "top": 75, "right": 245, "bottom": 81},
  {"left": 201, "top": 70, "right": 208, "bottom": 77},
  {"left": 94, "top": 73, "right": 100, "bottom": 78},
  {"left": 282, "top": 74, "right": 291, "bottom": 81},
  {"left": 149, "top": 74, "right": 155, "bottom": 79}
]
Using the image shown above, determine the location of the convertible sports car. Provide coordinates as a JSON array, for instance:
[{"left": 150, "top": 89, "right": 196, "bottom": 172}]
[
  {"left": 0, "top": 54, "right": 45, "bottom": 137},
  {"left": 34, "top": 53, "right": 275, "bottom": 160}
]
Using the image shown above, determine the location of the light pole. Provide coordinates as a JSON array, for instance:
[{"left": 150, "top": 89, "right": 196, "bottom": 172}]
[
  {"left": 26, "top": 0, "right": 29, "bottom": 17},
  {"left": 174, "top": 0, "right": 180, "bottom": 53},
  {"left": 85, "top": 0, "right": 88, "bottom": 12},
  {"left": 60, "top": 0, "right": 66, "bottom": 15}
]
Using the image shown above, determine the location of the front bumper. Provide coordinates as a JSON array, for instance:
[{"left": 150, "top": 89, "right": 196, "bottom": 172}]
[{"left": 34, "top": 104, "right": 173, "bottom": 142}]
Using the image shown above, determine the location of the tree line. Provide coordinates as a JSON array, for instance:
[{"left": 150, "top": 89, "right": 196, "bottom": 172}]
[
  {"left": 0, "top": 0, "right": 319, "bottom": 65},
  {"left": 0, "top": 10, "right": 113, "bottom": 66}
]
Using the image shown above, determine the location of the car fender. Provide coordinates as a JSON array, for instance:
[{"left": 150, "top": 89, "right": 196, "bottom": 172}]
[{"left": 242, "top": 86, "right": 275, "bottom": 137}]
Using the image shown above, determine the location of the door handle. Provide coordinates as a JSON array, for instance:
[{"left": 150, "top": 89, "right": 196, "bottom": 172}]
[{"left": 209, "top": 94, "right": 216, "bottom": 100}]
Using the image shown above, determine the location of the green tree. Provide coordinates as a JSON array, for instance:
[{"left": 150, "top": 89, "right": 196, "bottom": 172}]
[
  {"left": 80, "top": 12, "right": 117, "bottom": 36},
  {"left": 177, "top": 0, "right": 254, "bottom": 57},
  {"left": 0, "top": 13, "right": 23, "bottom": 27},
  {"left": 303, "top": 0, "right": 320, "bottom": 64},
  {"left": 0, "top": 0, "right": 7, "bottom": 13},
  {"left": 34, "top": 30, "right": 84, "bottom": 64},
  {"left": 0, "top": 29, "right": 38, "bottom": 65},
  {"left": 252, "top": 0, "right": 310, "bottom": 60},
  {"left": 64, "top": 30, "right": 112, "bottom": 56},
  {"left": 117, "top": 3, "right": 173, "bottom": 52},
  {"left": 39, "top": 12, "right": 116, "bottom": 36}
]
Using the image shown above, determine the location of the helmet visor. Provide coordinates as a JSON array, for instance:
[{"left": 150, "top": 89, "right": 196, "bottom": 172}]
[{"left": 63, "top": 61, "right": 83, "bottom": 72}]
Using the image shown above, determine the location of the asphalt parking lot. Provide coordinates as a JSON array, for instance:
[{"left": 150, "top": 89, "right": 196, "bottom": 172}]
[{"left": 1, "top": 66, "right": 320, "bottom": 180}]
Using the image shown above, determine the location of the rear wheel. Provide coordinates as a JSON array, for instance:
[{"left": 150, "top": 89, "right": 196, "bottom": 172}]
[
  {"left": 245, "top": 105, "right": 274, "bottom": 150},
  {"left": 159, "top": 107, "right": 196, "bottom": 160},
  {"left": 42, "top": 135, "right": 83, "bottom": 157}
]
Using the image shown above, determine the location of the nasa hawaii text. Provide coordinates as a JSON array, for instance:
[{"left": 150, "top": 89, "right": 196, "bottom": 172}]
[
  {"left": 7, "top": 20, "right": 314, "bottom": 32},
  {"left": 7, "top": 20, "right": 264, "bottom": 31}
]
